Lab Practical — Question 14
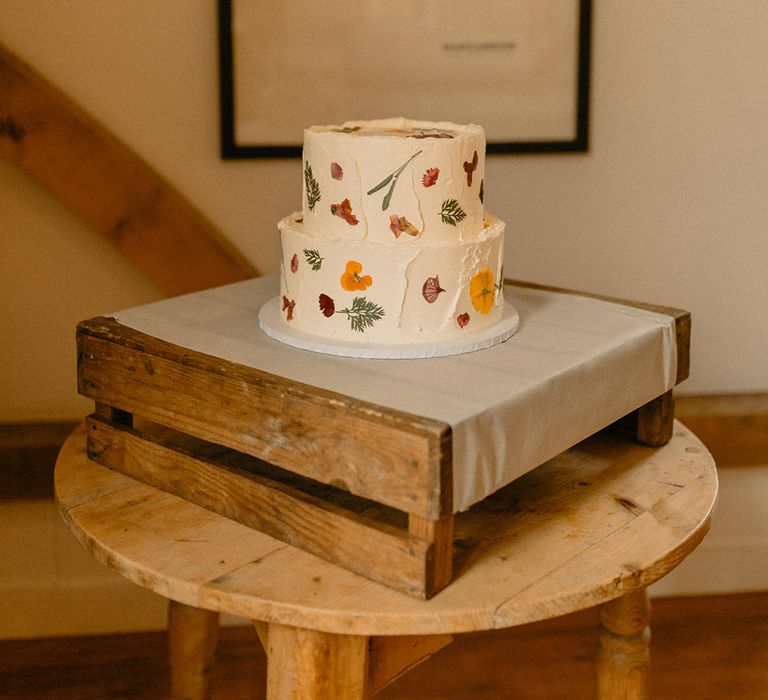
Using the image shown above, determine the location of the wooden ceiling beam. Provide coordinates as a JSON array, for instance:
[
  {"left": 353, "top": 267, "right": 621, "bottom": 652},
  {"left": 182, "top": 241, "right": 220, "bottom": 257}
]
[{"left": 0, "top": 43, "right": 257, "bottom": 296}]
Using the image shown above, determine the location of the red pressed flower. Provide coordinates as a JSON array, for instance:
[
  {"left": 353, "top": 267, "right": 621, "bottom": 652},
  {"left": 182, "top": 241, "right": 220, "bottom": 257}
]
[
  {"left": 290, "top": 253, "right": 298, "bottom": 273},
  {"left": 463, "top": 151, "right": 478, "bottom": 186},
  {"left": 319, "top": 293, "right": 335, "bottom": 317},
  {"left": 457, "top": 312, "right": 470, "bottom": 328},
  {"left": 330, "top": 162, "right": 343, "bottom": 180},
  {"left": 422, "top": 167, "right": 439, "bottom": 187},
  {"left": 422, "top": 275, "right": 445, "bottom": 303},
  {"left": 330, "top": 198, "right": 358, "bottom": 225},
  {"left": 282, "top": 296, "right": 296, "bottom": 321}
]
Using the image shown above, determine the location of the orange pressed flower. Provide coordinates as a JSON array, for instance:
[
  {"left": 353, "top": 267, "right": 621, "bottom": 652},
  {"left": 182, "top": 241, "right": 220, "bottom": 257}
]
[
  {"left": 340, "top": 260, "right": 373, "bottom": 291},
  {"left": 469, "top": 267, "right": 495, "bottom": 315},
  {"left": 330, "top": 198, "right": 358, "bottom": 225}
]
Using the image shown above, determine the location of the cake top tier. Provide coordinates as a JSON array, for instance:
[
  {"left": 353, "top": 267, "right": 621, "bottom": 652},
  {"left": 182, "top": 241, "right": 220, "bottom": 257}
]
[
  {"left": 307, "top": 119, "right": 481, "bottom": 140},
  {"left": 302, "top": 117, "right": 486, "bottom": 245}
]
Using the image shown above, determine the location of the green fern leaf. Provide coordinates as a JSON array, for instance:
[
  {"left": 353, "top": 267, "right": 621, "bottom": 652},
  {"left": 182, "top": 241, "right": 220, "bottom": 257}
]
[
  {"left": 304, "top": 162, "right": 321, "bottom": 211},
  {"left": 439, "top": 199, "right": 467, "bottom": 226},
  {"left": 338, "top": 297, "right": 385, "bottom": 333},
  {"left": 303, "top": 249, "right": 324, "bottom": 271}
]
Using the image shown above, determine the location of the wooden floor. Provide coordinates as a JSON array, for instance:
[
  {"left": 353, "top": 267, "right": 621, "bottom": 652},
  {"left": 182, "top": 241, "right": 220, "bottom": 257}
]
[{"left": 2, "top": 593, "right": 767, "bottom": 699}]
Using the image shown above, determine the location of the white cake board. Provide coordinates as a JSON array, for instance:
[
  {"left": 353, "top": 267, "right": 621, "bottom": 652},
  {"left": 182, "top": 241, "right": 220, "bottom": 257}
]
[{"left": 258, "top": 297, "right": 520, "bottom": 359}]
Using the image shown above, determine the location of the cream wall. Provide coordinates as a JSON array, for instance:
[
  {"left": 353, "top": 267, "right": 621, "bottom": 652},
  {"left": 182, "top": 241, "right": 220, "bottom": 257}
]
[
  {"left": 1, "top": 0, "right": 767, "bottom": 423},
  {"left": 1, "top": 2, "right": 768, "bottom": 638}
]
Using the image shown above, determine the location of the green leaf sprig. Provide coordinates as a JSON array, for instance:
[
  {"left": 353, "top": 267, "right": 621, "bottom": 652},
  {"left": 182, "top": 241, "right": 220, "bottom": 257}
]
[
  {"left": 303, "top": 249, "right": 324, "bottom": 271},
  {"left": 439, "top": 199, "right": 467, "bottom": 226},
  {"left": 304, "top": 162, "right": 321, "bottom": 211},
  {"left": 366, "top": 150, "right": 423, "bottom": 211},
  {"left": 338, "top": 296, "right": 385, "bottom": 332}
]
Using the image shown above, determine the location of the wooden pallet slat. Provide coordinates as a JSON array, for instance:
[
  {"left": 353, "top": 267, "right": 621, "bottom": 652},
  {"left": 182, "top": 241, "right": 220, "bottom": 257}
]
[
  {"left": 86, "top": 415, "right": 447, "bottom": 599},
  {"left": 78, "top": 317, "right": 452, "bottom": 521}
]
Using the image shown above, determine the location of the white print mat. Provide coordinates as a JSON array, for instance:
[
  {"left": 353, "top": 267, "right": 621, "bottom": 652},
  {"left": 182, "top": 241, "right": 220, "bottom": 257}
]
[{"left": 113, "top": 277, "right": 677, "bottom": 512}]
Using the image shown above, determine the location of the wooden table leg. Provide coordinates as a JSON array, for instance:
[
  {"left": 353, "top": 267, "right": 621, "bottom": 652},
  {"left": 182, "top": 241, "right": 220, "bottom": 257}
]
[
  {"left": 597, "top": 588, "right": 651, "bottom": 700},
  {"left": 168, "top": 600, "right": 219, "bottom": 700},
  {"left": 266, "top": 623, "right": 367, "bottom": 699},
  {"left": 636, "top": 390, "right": 675, "bottom": 446}
]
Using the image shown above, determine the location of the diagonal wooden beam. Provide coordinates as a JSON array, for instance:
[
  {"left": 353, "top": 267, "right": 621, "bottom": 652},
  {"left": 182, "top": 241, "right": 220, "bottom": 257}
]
[{"left": 0, "top": 43, "right": 257, "bottom": 296}]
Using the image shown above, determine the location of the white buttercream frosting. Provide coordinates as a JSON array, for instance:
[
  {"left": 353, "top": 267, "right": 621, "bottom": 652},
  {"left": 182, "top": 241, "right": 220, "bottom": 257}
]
[
  {"left": 302, "top": 117, "right": 486, "bottom": 244},
  {"left": 278, "top": 212, "right": 505, "bottom": 343},
  {"left": 277, "top": 118, "right": 505, "bottom": 347}
]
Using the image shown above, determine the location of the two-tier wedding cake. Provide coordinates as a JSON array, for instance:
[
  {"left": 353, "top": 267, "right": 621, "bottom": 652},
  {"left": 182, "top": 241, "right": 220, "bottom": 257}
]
[{"left": 260, "top": 117, "right": 516, "bottom": 358}]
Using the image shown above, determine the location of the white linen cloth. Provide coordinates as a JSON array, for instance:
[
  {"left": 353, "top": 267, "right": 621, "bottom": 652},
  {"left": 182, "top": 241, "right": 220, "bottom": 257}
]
[{"left": 114, "top": 277, "right": 677, "bottom": 512}]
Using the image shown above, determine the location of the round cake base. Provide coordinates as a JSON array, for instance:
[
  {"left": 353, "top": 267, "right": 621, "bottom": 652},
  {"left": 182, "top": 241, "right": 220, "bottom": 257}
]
[{"left": 258, "top": 297, "right": 520, "bottom": 359}]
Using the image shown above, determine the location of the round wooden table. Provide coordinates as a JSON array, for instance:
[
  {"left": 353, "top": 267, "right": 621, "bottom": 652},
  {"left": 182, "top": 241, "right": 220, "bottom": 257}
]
[{"left": 55, "top": 421, "right": 717, "bottom": 699}]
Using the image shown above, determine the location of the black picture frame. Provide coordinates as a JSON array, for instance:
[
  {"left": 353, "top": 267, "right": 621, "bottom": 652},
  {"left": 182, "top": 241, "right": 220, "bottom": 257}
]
[{"left": 218, "top": 0, "right": 591, "bottom": 159}]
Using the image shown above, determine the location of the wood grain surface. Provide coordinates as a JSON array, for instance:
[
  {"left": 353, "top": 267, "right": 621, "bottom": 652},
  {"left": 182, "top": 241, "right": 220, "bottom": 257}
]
[
  {"left": 0, "top": 43, "right": 256, "bottom": 296},
  {"left": 55, "top": 420, "right": 716, "bottom": 637},
  {"left": 77, "top": 317, "right": 452, "bottom": 520}
]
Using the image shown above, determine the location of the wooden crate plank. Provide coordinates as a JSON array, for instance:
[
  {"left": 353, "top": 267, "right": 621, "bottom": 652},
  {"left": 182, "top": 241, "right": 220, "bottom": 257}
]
[
  {"left": 636, "top": 390, "right": 675, "bottom": 446},
  {"left": 86, "top": 416, "right": 444, "bottom": 598},
  {"left": 77, "top": 318, "right": 452, "bottom": 519},
  {"left": 408, "top": 515, "right": 454, "bottom": 595},
  {"left": 0, "top": 44, "right": 256, "bottom": 296}
]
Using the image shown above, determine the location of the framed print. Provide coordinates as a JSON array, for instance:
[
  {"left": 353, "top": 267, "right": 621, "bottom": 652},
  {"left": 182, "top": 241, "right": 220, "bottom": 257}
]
[{"left": 219, "top": 0, "right": 591, "bottom": 158}]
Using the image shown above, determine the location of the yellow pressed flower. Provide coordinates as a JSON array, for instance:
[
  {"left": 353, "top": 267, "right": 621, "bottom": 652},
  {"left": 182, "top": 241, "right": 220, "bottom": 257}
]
[
  {"left": 340, "top": 260, "right": 373, "bottom": 291},
  {"left": 469, "top": 267, "right": 495, "bottom": 315}
]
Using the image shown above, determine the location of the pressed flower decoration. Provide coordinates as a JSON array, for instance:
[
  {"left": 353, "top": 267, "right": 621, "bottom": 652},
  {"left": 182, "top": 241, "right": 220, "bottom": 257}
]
[
  {"left": 422, "top": 167, "right": 439, "bottom": 187},
  {"left": 304, "top": 162, "right": 321, "bottom": 211},
  {"left": 318, "top": 294, "right": 384, "bottom": 332},
  {"left": 303, "top": 249, "right": 324, "bottom": 271},
  {"left": 439, "top": 199, "right": 467, "bottom": 226},
  {"left": 463, "top": 151, "right": 478, "bottom": 186},
  {"left": 330, "top": 198, "right": 358, "bottom": 225},
  {"left": 290, "top": 253, "right": 299, "bottom": 273},
  {"left": 318, "top": 293, "right": 335, "bottom": 317},
  {"left": 367, "top": 150, "right": 422, "bottom": 210},
  {"left": 339, "top": 297, "right": 385, "bottom": 332},
  {"left": 469, "top": 267, "right": 495, "bottom": 315},
  {"left": 422, "top": 275, "right": 445, "bottom": 303},
  {"left": 408, "top": 129, "right": 455, "bottom": 139},
  {"left": 340, "top": 260, "right": 373, "bottom": 291},
  {"left": 389, "top": 215, "right": 419, "bottom": 238},
  {"left": 479, "top": 179, "right": 484, "bottom": 203},
  {"left": 282, "top": 296, "right": 296, "bottom": 321},
  {"left": 330, "top": 162, "right": 343, "bottom": 180},
  {"left": 457, "top": 312, "right": 470, "bottom": 328}
]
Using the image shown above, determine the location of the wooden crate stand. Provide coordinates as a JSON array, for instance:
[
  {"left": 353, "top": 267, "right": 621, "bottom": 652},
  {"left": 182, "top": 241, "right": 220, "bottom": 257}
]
[{"left": 77, "top": 282, "right": 690, "bottom": 599}]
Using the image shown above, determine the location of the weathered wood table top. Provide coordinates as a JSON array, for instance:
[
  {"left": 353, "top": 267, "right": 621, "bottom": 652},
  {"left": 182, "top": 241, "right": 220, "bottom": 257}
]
[{"left": 56, "top": 420, "right": 716, "bottom": 637}]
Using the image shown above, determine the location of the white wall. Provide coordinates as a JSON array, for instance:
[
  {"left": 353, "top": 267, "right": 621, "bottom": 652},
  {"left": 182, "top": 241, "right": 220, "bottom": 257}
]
[{"left": 1, "top": 1, "right": 766, "bottom": 423}]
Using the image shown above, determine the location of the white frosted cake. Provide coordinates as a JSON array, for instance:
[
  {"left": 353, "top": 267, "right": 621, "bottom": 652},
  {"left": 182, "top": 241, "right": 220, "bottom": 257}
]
[{"left": 267, "top": 117, "right": 510, "bottom": 354}]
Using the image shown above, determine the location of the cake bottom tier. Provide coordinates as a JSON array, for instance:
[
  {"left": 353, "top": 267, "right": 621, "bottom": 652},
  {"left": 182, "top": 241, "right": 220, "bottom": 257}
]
[{"left": 276, "top": 212, "right": 506, "bottom": 345}]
